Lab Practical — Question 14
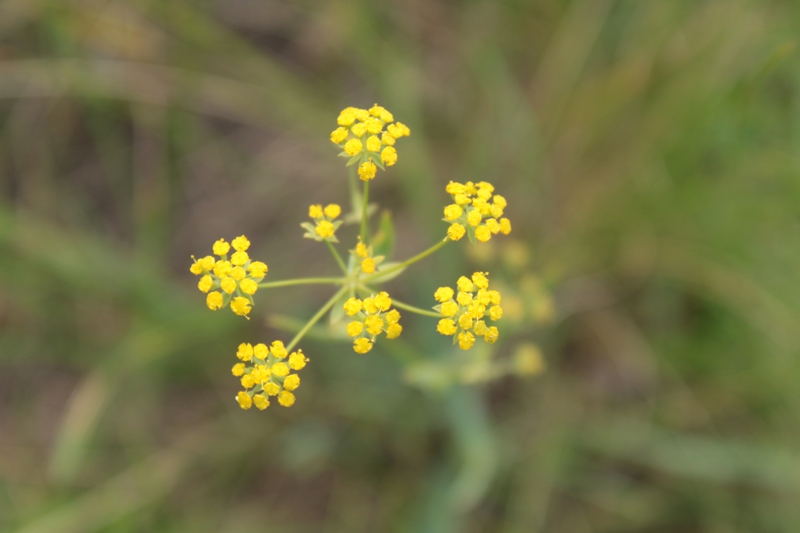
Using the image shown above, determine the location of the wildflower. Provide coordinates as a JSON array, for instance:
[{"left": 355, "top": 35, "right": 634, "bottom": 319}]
[
  {"left": 329, "top": 104, "right": 409, "bottom": 178},
  {"left": 343, "top": 291, "right": 402, "bottom": 353},
  {"left": 233, "top": 340, "right": 308, "bottom": 411},
  {"left": 302, "top": 204, "right": 343, "bottom": 242},
  {"left": 433, "top": 272, "right": 503, "bottom": 349},
  {"left": 190, "top": 236, "right": 267, "bottom": 318},
  {"left": 441, "top": 181, "right": 511, "bottom": 244}
]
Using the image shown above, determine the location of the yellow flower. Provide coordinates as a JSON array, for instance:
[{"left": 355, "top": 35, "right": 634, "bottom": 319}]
[
  {"left": 457, "top": 291, "right": 473, "bottom": 307},
  {"left": 366, "top": 135, "right": 382, "bottom": 152},
  {"left": 350, "top": 122, "right": 367, "bottom": 137},
  {"left": 264, "top": 382, "right": 280, "bottom": 396},
  {"left": 434, "top": 286, "right": 455, "bottom": 302},
  {"left": 254, "top": 343, "right": 269, "bottom": 360},
  {"left": 337, "top": 108, "right": 357, "bottom": 126},
  {"left": 374, "top": 291, "right": 392, "bottom": 311},
  {"left": 236, "top": 391, "right": 253, "bottom": 410},
  {"left": 315, "top": 220, "right": 335, "bottom": 239},
  {"left": 353, "top": 338, "right": 373, "bottom": 354},
  {"left": 362, "top": 297, "right": 379, "bottom": 314},
  {"left": 444, "top": 204, "right": 463, "bottom": 221},
  {"left": 213, "top": 260, "right": 232, "bottom": 278},
  {"left": 241, "top": 374, "right": 256, "bottom": 389},
  {"left": 289, "top": 350, "right": 307, "bottom": 370},
  {"left": 437, "top": 318, "right": 457, "bottom": 335},
  {"left": 213, "top": 239, "right": 230, "bottom": 256},
  {"left": 361, "top": 257, "right": 376, "bottom": 274},
  {"left": 448, "top": 223, "right": 466, "bottom": 241},
  {"left": 239, "top": 278, "right": 258, "bottom": 295},
  {"left": 330, "top": 127, "right": 348, "bottom": 144},
  {"left": 232, "top": 236, "right": 250, "bottom": 252},
  {"left": 385, "top": 309, "right": 400, "bottom": 325},
  {"left": 324, "top": 204, "right": 341, "bottom": 219},
  {"left": 230, "top": 251, "right": 248, "bottom": 266},
  {"left": 471, "top": 272, "right": 489, "bottom": 290},
  {"left": 237, "top": 343, "right": 254, "bottom": 361},
  {"left": 491, "top": 204, "right": 504, "bottom": 219},
  {"left": 386, "top": 323, "right": 402, "bottom": 339},
  {"left": 253, "top": 394, "right": 270, "bottom": 410},
  {"left": 344, "top": 298, "right": 362, "bottom": 316},
  {"left": 283, "top": 374, "right": 300, "bottom": 391},
  {"left": 230, "top": 267, "right": 246, "bottom": 281},
  {"left": 220, "top": 277, "right": 237, "bottom": 294},
  {"left": 475, "top": 226, "right": 492, "bottom": 242},
  {"left": 493, "top": 194, "right": 507, "bottom": 209},
  {"left": 358, "top": 161, "right": 377, "bottom": 181},
  {"left": 441, "top": 301, "right": 459, "bottom": 317},
  {"left": 347, "top": 321, "right": 364, "bottom": 337},
  {"left": 473, "top": 320, "right": 487, "bottom": 336},
  {"left": 364, "top": 315, "right": 384, "bottom": 336},
  {"left": 457, "top": 276, "right": 473, "bottom": 293},
  {"left": 271, "top": 340, "right": 288, "bottom": 359},
  {"left": 381, "top": 146, "right": 398, "bottom": 166},
  {"left": 206, "top": 291, "right": 223, "bottom": 311},
  {"left": 446, "top": 181, "right": 465, "bottom": 195},
  {"left": 489, "top": 305, "right": 503, "bottom": 321},
  {"left": 271, "top": 362, "right": 289, "bottom": 377},
  {"left": 484, "top": 326, "right": 499, "bottom": 343},
  {"left": 309, "top": 204, "right": 324, "bottom": 219},
  {"left": 458, "top": 331, "right": 476, "bottom": 350},
  {"left": 344, "top": 138, "right": 363, "bottom": 156},
  {"left": 486, "top": 218, "right": 501, "bottom": 234},
  {"left": 381, "top": 132, "right": 395, "bottom": 146},
  {"left": 230, "top": 297, "right": 252, "bottom": 318},
  {"left": 458, "top": 313, "right": 473, "bottom": 331},
  {"left": 467, "top": 210, "right": 482, "bottom": 227},
  {"left": 355, "top": 242, "right": 369, "bottom": 258},
  {"left": 198, "top": 275, "right": 213, "bottom": 293},
  {"left": 499, "top": 218, "right": 512, "bottom": 235},
  {"left": 248, "top": 261, "right": 268, "bottom": 278},
  {"left": 278, "top": 391, "right": 296, "bottom": 407},
  {"left": 231, "top": 363, "right": 245, "bottom": 376},
  {"left": 365, "top": 117, "right": 383, "bottom": 135}
]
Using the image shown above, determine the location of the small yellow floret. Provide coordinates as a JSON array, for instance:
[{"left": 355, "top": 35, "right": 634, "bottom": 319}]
[
  {"left": 248, "top": 261, "right": 268, "bottom": 278},
  {"left": 344, "top": 138, "right": 363, "bottom": 156},
  {"left": 355, "top": 242, "right": 368, "bottom": 258},
  {"left": 278, "top": 391, "right": 295, "bottom": 407},
  {"left": 489, "top": 305, "right": 503, "bottom": 321},
  {"left": 206, "top": 291, "right": 223, "bottom": 311},
  {"left": 475, "top": 225, "right": 492, "bottom": 242},
  {"left": 239, "top": 278, "right": 258, "bottom": 295},
  {"left": 232, "top": 236, "right": 250, "bottom": 252},
  {"left": 253, "top": 394, "right": 270, "bottom": 410},
  {"left": 230, "top": 267, "right": 246, "bottom": 281},
  {"left": 366, "top": 135, "right": 382, "bottom": 152},
  {"left": 444, "top": 204, "right": 463, "bottom": 221},
  {"left": 362, "top": 297, "right": 379, "bottom": 314},
  {"left": 271, "top": 362, "right": 289, "bottom": 377},
  {"left": 315, "top": 220, "right": 335, "bottom": 239},
  {"left": 350, "top": 122, "right": 367, "bottom": 137},
  {"left": 271, "top": 340, "right": 287, "bottom": 359},
  {"left": 236, "top": 391, "right": 253, "bottom": 410},
  {"left": 289, "top": 350, "right": 307, "bottom": 370},
  {"left": 330, "top": 127, "right": 348, "bottom": 144},
  {"left": 358, "top": 161, "right": 377, "bottom": 181},
  {"left": 386, "top": 323, "right": 402, "bottom": 339},
  {"left": 338, "top": 109, "right": 356, "bottom": 126},
  {"left": 213, "top": 239, "right": 230, "bottom": 256},
  {"left": 448, "top": 223, "right": 466, "bottom": 241},
  {"left": 344, "top": 298, "right": 362, "bottom": 316},
  {"left": 441, "top": 301, "right": 459, "bottom": 317},
  {"left": 374, "top": 292, "right": 392, "bottom": 311},
  {"left": 361, "top": 257, "right": 376, "bottom": 274},
  {"left": 231, "top": 363, "right": 245, "bottom": 376},
  {"left": 437, "top": 318, "right": 457, "bottom": 336},
  {"left": 347, "top": 321, "right": 364, "bottom": 337},
  {"left": 324, "top": 204, "right": 341, "bottom": 219},
  {"left": 365, "top": 117, "right": 383, "bottom": 135},
  {"left": 254, "top": 343, "right": 269, "bottom": 360},
  {"left": 385, "top": 309, "right": 400, "bottom": 325},
  {"left": 353, "top": 338, "right": 373, "bottom": 354},
  {"left": 264, "top": 382, "right": 280, "bottom": 396},
  {"left": 458, "top": 331, "right": 476, "bottom": 350},
  {"left": 457, "top": 276, "right": 474, "bottom": 293},
  {"left": 230, "top": 297, "right": 252, "bottom": 318},
  {"left": 309, "top": 204, "right": 324, "bottom": 219},
  {"left": 381, "top": 146, "right": 398, "bottom": 166},
  {"left": 213, "top": 260, "right": 232, "bottom": 278},
  {"left": 283, "top": 374, "right": 300, "bottom": 391},
  {"left": 198, "top": 275, "right": 213, "bottom": 293},
  {"left": 484, "top": 326, "right": 499, "bottom": 343},
  {"left": 231, "top": 251, "right": 249, "bottom": 266},
  {"left": 237, "top": 343, "right": 254, "bottom": 361},
  {"left": 472, "top": 272, "right": 489, "bottom": 290},
  {"left": 499, "top": 218, "right": 512, "bottom": 235},
  {"left": 220, "top": 277, "right": 237, "bottom": 294},
  {"left": 434, "top": 287, "right": 454, "bottom": 303},
  {"left": 381, "top": 132, "right": 395, "bottom": 146},
  {"left": 467, "top": 210, "right": 482, "bottom": 227},
  {"left": 364, "top": 316, "right": 384, "bottom": 336}
]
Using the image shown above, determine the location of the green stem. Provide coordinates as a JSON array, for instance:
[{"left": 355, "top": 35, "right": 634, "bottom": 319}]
[
  {"left": 258, "top": 277, "right": 344, "bottom": 289},
  {"left": 360, "top": 180, "right": 370, "bottom": 244},
  {"left": 285, "top": 286, "right": 348, "bottom": 352},
  {"left": 386, "top": 298, "right": 443, "bottom": 318},
  {"left": 362, "top": 238, "right": 450, "bottom": 282},
  {"left": 325, "top": 240, "right": 348, "bottom": 274}
]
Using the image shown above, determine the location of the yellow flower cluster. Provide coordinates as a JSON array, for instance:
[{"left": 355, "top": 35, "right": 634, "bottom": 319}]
[
  {"left": 343, "top": 292, "right": 402, "bottom": 353},
  {"left": 190, "top": 236, "right": 267, "bottom": 319},
  {"left": 232, "top": 340, "right": 308, "bottom": 410},
  {"left": 443, "top": 181, "right": 511, "bottom": 243},
  {"left": 302, "top": 204, "right": 342, "bottom": 242},
  {"left": 434, "top": 272, "right": 502, "bottom": 350},
  {"left": 352, "top": 240, "right": 381, "bottom": 274},
  {"left": 330, "top": 105, "right": 410, "bottom": 181}
]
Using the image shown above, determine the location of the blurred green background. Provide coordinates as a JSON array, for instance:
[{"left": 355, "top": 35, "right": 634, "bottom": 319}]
[{"left": 3, "top": 0, "right": 800, "bottom": 531}]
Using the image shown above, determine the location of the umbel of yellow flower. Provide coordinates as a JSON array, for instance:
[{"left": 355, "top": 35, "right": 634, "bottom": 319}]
[
  {"left": 433, "top": 272, "right": 502, "bottom": 349},
  {"left": 329, "top": 105, "right": 410, "bottom": 181},
  {"left": 190, "top": 235, "right": 267, "bottom": 319},
  {"left": 302, "top": 204, "right": 343, "bottom": 242},
  {"left": 442, "top": 181, "right": 511, "bottom": 244},
  {"left": 233, "top": 340, "right": 309, "bottom": 411},
  {"left": 351, "top": 239, "right": 384, "bottom": 275},
  {"left": 343, "top": 292, "right": 402, "bottom": 353}
]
